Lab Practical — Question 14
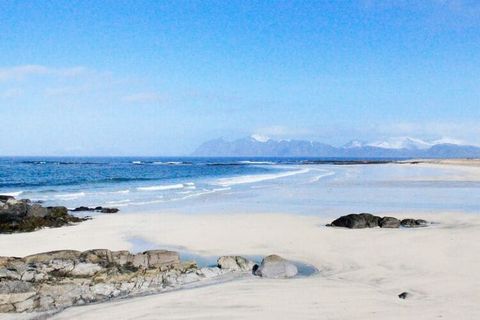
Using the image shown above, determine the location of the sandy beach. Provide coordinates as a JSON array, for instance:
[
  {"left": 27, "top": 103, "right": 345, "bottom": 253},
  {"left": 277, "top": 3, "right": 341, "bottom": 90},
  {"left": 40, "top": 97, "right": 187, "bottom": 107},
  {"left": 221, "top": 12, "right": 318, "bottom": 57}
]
[{"left": 0, "top": 210, "right": 479, "bottom": 319}]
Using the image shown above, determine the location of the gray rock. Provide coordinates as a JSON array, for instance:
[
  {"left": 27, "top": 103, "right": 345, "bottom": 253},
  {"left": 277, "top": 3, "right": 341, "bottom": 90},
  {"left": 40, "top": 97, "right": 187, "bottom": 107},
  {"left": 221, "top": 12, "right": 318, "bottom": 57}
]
[
  {"left": 379, "top": 216, "right": 401, "bottom": 228},
  {"left": 27, "top": 204, "right": 48, "bottom": 218},
  {"left": 144, "top": 250, "right": 180, "bottom": 268},
  {"left": 217, "top": 256, "right": 256, "bottom": 272},
  {"left": 254, "top": 255, "right": 298, "bottom": 279}
]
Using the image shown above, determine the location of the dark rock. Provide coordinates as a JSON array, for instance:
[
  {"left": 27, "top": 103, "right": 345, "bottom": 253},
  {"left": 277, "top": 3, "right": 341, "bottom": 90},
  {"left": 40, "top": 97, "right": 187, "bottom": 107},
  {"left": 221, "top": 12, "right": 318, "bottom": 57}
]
[
  {"left": 379, "top": 216, "right": 401, "bottom": 228},
  {"left": 329, "top": 213, "right": 381, "bottom": 229},
  {"left": 401, "top": 219, "right": 428, "bottom": 228},
  {"left": 398, "top": 292, "right": 410, "bottom": 299},
  {"left": 70, "top": 206, "right": 118, "bottom": 213},
  {"left": 0, "top": 199, "right": 87, "bottom": 234},
  {"left": 0, "top": 195, "right": 15, "bottom": 202},
  {"left": 71, "top": 206, "right": 95, "bottom": 212}
]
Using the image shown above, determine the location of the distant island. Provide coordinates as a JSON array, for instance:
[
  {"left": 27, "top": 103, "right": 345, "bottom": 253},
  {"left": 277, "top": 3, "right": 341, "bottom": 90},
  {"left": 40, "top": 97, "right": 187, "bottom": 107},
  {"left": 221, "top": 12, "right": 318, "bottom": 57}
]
[{"left": 192, "top": 135, "right": 480, "bottom": 158}]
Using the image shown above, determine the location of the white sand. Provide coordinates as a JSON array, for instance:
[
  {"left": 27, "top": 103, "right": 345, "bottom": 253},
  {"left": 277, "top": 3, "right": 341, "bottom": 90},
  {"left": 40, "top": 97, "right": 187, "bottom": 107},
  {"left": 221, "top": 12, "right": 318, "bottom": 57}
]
[{"left": 1, "top": 211, "right": 479, "bottom": 319}]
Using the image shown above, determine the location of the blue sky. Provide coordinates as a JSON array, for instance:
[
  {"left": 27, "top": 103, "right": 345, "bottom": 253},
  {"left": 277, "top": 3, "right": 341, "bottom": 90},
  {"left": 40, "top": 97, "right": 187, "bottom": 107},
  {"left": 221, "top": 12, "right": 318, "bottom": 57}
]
[{"left": 1, "top": 0, "right": 479, "bottom": 155}]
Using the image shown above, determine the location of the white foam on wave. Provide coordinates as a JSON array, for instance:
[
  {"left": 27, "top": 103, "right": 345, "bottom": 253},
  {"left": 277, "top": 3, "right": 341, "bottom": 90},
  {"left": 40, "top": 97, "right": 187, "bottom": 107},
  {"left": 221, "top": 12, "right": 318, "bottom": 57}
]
[
  {"left": 136, "top": 183, "right": 186, "bottom": 192},
  {"left": 112, "top": 189, "right": 130, "bottom": 194},
  {"left": 54, "top": 192, "right": 86, "bottom": 200},
  {"left": 2, "top": 191, "right": 23, "bottom": 197},
  {"left": 153, "top": 161, "right": 186, "bottom": 165},
  {"left": 308, "top": 170, "right": 335, "bottom": 183},
  {"left": 237, "top": 161, "right": 275, "bottom": 165},
  {"left": 216, "top": 168, "right": 310, "bottom": 187}
]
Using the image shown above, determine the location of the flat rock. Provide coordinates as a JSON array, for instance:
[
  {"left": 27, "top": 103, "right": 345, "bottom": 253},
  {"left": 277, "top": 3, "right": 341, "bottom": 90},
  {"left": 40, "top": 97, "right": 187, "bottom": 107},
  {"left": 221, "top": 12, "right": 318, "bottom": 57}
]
[{"left": 254, "top": 254, "right": 298, "bottom": 279}]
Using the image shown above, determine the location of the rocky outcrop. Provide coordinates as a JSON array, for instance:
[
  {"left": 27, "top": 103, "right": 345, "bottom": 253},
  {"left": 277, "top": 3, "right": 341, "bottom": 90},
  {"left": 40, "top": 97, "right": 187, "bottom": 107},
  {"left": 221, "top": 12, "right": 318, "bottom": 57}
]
[
  {"left": 71, "top": 206, "right": 119, "bottom": 214},
  {"left": 0, "top": 196, "right": 87, "bottom": 233},
  {"left": 253, "top": 255, "right": 298, "bottom": 279},
  {"left": 328, "top": 213, "right": 427, "bottom": 229},
  {"left": 0, "top": 249, "right": 257, "bottom": 313}
]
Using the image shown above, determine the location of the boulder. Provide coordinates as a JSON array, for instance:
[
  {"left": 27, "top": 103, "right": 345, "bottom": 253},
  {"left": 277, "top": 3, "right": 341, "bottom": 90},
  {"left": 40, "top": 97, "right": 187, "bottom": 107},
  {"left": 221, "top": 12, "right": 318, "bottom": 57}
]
[
  {"left": 253, "top": 255, "right": 298, "bottom": 279},
  {"left": 217, "top": 256, "right": 256, "bottom": 272},
  {"left": 401, "top": 219, "right": 428, "bottom": 228},
  {"left": 100, "top": 207, "right": 119, "bottom": 214},
  {"left": 398, "top": 291, "right": 410, "bottom": 299},
  {"left": 329, "top": 213, "right": 380, "bottom": 229},
  {"left": 379, "top": 216, "right": 401, "bottom": 228}
]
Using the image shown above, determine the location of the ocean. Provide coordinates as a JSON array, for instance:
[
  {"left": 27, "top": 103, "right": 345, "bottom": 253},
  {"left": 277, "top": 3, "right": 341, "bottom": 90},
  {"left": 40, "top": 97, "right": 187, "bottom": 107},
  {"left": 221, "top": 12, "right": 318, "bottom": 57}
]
[{"left": 1, "top": 157, "right": 479, "bottom": 215}]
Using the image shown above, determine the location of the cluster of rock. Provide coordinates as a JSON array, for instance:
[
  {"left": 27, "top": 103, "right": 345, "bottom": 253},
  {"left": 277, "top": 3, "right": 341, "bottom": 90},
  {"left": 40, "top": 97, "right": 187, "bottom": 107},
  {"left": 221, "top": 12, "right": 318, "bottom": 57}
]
[
  {"left": 219, "top": 255, "right": 299, "bottom": 279},
  {"left": 0, "top": 196, "right": 87, "bottom": 234},
  {"left": 0, "top": 250, "right": 300, "bottom": 313},
  {"left": 328, "top": 213, "right": 428, "bottom": 229},
  {"left": 71, "top": 206, "right": 119, "bottom": 214}
]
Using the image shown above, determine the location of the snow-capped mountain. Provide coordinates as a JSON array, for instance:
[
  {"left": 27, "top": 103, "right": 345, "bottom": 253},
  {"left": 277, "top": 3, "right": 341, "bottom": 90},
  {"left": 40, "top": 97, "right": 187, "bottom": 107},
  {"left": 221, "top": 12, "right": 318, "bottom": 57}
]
[
  {"left": 366, "top": 137, "right": 434, "bottom": 150},
  {"left": 192, "top": 136, "right": 480, "bottom": 158}
]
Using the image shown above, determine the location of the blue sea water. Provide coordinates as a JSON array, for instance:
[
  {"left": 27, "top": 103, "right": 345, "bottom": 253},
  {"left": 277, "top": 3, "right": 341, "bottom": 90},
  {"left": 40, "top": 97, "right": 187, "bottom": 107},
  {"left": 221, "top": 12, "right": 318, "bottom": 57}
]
[
  {"left": 1, "top": 157, "right": 479, "bottom": 215},
  {"left": 0, "top": 157, "right": 309, "bottom": 210}
]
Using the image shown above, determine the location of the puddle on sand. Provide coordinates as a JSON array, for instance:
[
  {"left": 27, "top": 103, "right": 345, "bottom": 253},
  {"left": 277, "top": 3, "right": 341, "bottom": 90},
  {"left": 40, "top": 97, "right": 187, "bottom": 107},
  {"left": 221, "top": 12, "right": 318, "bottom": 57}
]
[{"left": 128, "top": 237, "right": 318, "bottom": 277}]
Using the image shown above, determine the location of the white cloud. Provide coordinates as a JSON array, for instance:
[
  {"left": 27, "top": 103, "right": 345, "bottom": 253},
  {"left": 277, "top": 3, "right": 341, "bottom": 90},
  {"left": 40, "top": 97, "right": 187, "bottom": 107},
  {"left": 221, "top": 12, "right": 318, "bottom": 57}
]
[{"left": 0, "top": 65, "right": 88, "bottom": 81}]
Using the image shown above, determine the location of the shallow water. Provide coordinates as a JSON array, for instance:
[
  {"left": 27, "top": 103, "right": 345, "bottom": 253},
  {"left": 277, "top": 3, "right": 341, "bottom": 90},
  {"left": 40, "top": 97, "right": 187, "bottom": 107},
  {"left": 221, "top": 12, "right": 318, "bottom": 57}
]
[
  {"left": 1, "top": 157, "right": 479, "bottom": 216},
  {"left": 129, "top": 237, "right": 318, "bottom": 277}
]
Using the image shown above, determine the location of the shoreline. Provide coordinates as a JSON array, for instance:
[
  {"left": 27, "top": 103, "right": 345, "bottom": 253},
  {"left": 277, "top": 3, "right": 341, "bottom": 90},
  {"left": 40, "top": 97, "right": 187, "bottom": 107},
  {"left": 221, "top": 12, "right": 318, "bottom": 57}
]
[{"left": 1, "top": 161, "right": 480, "bottom": 319}]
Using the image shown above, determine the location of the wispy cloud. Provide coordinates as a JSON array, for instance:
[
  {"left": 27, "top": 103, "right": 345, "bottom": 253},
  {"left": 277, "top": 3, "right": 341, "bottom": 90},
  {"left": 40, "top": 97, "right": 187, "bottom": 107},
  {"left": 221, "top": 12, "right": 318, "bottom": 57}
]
[
  {"left": 0, "top": 88, "right": 23, "bottom": 99},
  {"left": 0, "top": 65, "right": 88, "bottom": 82},
  {"left": 122, "top": 92, "right": 165, "bottom": 104},
  {"left": 253, "top": 125, "right": 315, "bottom": 140}
]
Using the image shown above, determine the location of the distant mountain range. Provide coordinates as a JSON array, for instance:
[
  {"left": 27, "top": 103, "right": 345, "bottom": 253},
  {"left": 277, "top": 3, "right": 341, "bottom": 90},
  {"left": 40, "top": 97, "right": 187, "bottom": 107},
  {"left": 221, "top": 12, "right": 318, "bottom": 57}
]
[{"left": 192, "top": 136, "right": 480, "bottom": 158}]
